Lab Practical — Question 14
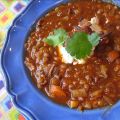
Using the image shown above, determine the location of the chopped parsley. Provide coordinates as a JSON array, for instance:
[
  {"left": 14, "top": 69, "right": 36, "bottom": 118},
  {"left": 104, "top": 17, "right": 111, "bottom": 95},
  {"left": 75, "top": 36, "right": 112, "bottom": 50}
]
[{"left": 44, "top": 28, "right": 100, "bottom": 59}]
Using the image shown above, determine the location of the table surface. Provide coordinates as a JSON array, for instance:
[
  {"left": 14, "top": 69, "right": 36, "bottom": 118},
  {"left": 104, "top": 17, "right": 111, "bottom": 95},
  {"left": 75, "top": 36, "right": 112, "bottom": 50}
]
[{"left": 0, "top": 1, "right": 30, "bottom": 120}]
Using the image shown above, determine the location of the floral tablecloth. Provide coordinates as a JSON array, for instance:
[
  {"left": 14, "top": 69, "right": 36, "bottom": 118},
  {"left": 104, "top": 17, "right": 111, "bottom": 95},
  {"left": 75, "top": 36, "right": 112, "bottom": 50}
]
[{"left": 0, "top": 0, "right": 30, "bottom": 120}]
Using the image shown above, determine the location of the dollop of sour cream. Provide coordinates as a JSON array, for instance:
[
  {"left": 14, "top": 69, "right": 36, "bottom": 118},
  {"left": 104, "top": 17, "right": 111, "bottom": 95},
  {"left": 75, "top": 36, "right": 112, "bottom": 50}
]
[
  {"left": 58, "top": 17, "right": 101, "bottom": 65},
  {"left": 58, "top": 46, "right": 85, "bottom": 65}
]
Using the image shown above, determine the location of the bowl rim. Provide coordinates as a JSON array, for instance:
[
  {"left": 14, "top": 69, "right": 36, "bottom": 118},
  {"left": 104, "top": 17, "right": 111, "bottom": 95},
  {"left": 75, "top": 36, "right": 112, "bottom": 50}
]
[
  {"left": 1, "top": 0, "right": 120, "bottom": 119},
  {"left": 0, "top": 1, "right": 37, "bottom": 119}
]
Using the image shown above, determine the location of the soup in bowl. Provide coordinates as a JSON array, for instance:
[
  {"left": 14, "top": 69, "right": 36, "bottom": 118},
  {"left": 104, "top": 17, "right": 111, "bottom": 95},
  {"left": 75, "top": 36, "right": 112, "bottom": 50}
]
[{"left": 25, "top": 0, "right": 120, "bottom": 111}]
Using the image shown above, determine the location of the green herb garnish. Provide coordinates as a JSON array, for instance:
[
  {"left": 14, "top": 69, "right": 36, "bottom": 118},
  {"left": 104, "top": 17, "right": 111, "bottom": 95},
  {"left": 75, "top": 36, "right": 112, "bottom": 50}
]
[
  {"left": 66, "top": 32, "right": 93, "bottom": 59},
  {"left": 88, "top": 32, "right": 100, "bottom": 46},
  {"left": 44, "top": 28, "right": 100, "bottom": 59},
  {"left": 44, "top": 29, "right": 68, "bottom": 47}
]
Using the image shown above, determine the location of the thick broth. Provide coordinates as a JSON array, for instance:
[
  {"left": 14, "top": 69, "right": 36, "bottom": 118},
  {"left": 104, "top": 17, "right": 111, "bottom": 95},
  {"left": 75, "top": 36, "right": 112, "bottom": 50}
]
[{"left": 25, "top": 0, "right": 120, "bottom": 110}]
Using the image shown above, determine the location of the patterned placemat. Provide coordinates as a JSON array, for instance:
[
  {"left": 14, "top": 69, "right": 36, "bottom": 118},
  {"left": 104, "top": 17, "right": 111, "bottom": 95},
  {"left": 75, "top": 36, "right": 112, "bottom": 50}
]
[{"left": 0, "top": 0, "right": 30, "bottom": 120}]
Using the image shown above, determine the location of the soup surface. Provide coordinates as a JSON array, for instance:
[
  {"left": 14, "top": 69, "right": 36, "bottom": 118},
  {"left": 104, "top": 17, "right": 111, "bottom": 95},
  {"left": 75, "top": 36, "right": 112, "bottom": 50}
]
[{"left": 25, "top": 0, "right": 120, "bottom": 110}]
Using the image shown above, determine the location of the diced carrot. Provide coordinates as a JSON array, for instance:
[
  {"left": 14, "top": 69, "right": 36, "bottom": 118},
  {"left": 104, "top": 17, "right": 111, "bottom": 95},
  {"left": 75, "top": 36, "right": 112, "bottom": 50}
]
[
  {"left": 107, "top": 50, "right": 119, "bottom": 62},
  {"left": 49, "top": 85, "right": 66, "bottom": 98}
]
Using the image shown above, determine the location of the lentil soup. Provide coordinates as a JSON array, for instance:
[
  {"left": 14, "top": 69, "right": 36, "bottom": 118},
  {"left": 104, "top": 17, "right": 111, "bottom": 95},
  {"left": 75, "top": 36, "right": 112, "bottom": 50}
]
[{"left": 25, "top": 0, "right": 120, "bottom": 110}]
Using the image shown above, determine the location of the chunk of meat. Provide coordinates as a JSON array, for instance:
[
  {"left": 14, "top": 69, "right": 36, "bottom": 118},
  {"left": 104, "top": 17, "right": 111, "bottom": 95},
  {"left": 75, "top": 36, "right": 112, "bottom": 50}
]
[
  {"left": 78, "top": 19, "right": 91, "bottom": 28},
  {"left": 73, "top": 17, "right": 102, "bottom": 34},
  {"left": 50, "top": 75, "right": 60, "bottom": 85},
  {"left": 90, "top": 89, "right": 103, "bottom": 98},
  {"left": 90, "top": 16, "right": 99, "bottom": 25},
  {"left": 100, "top": 65, "right": 108, "bottom": 78},
  {"left": 90, "top": 16, "right": 102, "bottom": 33},
  {"left": 71, "top": 88, "right": 87, "bottom": 98},
  {"left": 90, "top": 24, "right": 102, "bottom": 33},
  {"left": 68, "top": 100, "right": 79, "bottom": 108},
  {"left": 72, "top": 26, "right": 92, "bottom": 34},
  {"left": 48, "top": 64, "right": 55, "bottom": 77}
]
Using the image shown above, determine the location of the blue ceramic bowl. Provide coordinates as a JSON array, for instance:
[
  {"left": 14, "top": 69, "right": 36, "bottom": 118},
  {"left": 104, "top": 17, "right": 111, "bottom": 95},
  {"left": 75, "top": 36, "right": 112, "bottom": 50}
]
[{"left": 1, "top": 0, "right": 120, "bottom": 120}]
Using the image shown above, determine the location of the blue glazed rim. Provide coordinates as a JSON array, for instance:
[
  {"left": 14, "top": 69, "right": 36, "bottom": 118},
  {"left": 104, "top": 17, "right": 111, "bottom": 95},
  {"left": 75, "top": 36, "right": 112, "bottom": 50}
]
[{"left": 1, "top": 0, "right": 120, "bottom": 120}]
